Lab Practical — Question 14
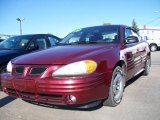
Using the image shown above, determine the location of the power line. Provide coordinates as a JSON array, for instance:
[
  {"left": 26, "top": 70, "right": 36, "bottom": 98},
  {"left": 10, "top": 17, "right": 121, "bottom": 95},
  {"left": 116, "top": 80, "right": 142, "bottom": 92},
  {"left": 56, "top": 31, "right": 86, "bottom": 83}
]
[{"left": 145, "top": 16, "right": 160, "bottom": 25}]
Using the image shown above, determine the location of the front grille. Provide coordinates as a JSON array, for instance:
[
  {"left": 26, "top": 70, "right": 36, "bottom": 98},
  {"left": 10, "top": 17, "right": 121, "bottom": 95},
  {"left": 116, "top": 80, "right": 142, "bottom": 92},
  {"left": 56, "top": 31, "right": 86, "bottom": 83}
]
[
  {"left": 6, "top": 88, "right": 64, "bottom": 104},
  {"left": 38, "top": 93, "right": 63, "bottom": 103},
  {"left": 15, "top": 66, "right": 24, "bottom": 74},
  {"left": 20, "top": 91, "right": 35, "bottom": 100},
  {"left": 19, "top": 92, "right": 63, "bottom": 103},
  {"left": 14, "top": 65, "right": 47, "bottom": 76},
  {"left": 30, "top": 67, "right": 47, "bottom": 75}
]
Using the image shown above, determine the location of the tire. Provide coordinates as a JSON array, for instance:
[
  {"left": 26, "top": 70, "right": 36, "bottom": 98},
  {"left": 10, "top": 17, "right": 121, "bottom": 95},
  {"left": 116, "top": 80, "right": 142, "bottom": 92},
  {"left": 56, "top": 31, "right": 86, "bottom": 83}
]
[
  {"left": 143, "top": 57, "right": 151, "bottom": 76},
  {"left": 150, "top": 44, "right": 157, "bottom": 52},
  {"left": 103, "top": 66, "right": 125, "bottom": 107}
]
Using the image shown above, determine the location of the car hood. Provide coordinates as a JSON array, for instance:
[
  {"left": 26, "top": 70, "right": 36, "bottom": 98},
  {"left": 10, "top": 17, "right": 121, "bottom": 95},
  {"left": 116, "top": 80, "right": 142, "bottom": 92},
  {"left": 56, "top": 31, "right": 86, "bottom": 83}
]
[{"left": 13, "top": 44, "right": 118, "bottom": 65}]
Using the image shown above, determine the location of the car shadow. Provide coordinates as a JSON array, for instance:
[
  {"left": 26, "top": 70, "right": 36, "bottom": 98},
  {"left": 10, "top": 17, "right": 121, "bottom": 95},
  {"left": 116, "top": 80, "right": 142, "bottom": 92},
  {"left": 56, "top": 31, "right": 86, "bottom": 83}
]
[{"left": 0, "top": 95, "right": 16, "bottom": 108}]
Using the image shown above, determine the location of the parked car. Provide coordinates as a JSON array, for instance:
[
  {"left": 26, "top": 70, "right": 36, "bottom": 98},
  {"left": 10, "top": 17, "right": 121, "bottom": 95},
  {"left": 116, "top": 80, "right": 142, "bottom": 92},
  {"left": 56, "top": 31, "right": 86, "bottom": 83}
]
[
  {"left": 0, "top": 34, "right": 60, "bottom": 90},
  {"left": 1, "top": 25, "right": 150, "bottom": 108}
]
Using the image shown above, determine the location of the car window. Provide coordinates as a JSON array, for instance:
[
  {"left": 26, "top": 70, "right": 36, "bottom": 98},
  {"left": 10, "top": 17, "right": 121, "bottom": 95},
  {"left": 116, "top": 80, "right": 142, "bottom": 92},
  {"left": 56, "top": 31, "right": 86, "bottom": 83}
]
[
  {"left": 125, "top": 28, "right": 140, "bottom": 43},
  {"left": 17, "top": 39, "right": 30, "bottom": 49},
  {"left": 61, "top": 26, "right": 119, "bottom": 44},
  {"left": 125, "top": 28, "right": 133, "bottom": 39},
  {"left": 131, "top": 30, "right": 141, "bottom": 41},
  {"left": 36, "top": 38, "right": 47, "bottom": 49},
  {"left": 0, "top": 36, "right": 31, "bottom": 49},
  {"left": 0, "top": 37, "right": 17, "bottom": 49},
  {"left": 29, "top": 38, "right": 47, "bottom": 50},
  {"left": 48, "top": 37, "right": 59, "bottom": 46}
]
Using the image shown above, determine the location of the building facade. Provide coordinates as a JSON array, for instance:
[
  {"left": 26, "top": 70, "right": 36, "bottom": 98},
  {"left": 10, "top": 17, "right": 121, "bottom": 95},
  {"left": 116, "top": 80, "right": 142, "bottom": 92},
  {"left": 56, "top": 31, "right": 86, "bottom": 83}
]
[{"left": 139, "top": 25, "right": 160, "bottom": 40}]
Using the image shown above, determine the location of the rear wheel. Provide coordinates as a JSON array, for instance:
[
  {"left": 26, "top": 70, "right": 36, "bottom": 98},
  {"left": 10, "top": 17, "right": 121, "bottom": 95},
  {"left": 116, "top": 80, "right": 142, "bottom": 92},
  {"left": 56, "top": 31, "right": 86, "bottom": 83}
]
[
  {"left": 150, "top": 44, "right": 157, "bottom": 52},
  {"left": 103, "top": 66, "right": 125, "bottom": 107}
]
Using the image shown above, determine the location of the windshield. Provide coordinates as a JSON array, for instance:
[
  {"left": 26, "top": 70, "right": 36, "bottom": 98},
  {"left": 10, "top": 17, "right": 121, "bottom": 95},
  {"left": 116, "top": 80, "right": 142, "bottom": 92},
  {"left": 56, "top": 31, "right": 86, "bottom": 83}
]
[
  {"left": 0, "top": 35, "right": 32, "bottom": 50},
  {"left": 60, "top": 26, "right": 119, "bottom": 45}
]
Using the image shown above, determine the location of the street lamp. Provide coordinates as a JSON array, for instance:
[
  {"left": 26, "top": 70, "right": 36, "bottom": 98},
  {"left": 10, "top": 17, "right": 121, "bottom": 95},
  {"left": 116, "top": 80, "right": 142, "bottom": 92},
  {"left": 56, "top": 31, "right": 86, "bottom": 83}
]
[{"left": 16, "top": 18, "right": 25, "bottom": 35}]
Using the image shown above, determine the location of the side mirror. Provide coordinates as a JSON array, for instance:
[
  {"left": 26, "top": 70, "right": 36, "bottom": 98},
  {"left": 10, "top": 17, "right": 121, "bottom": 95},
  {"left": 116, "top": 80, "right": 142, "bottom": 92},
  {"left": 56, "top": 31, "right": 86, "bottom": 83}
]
[{"left": 126, "top": 36, "right": 139, "bottom": 44}]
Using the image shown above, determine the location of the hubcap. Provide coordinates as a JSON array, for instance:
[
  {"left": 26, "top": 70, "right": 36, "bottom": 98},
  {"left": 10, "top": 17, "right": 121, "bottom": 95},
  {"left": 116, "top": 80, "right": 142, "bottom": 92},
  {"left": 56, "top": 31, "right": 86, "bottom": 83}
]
[
  {"left": 151, "top": 45, "right": 157, "bottom": 51},
  {"left": 112, "top": 71, "right": 124, "bottom": 103}
]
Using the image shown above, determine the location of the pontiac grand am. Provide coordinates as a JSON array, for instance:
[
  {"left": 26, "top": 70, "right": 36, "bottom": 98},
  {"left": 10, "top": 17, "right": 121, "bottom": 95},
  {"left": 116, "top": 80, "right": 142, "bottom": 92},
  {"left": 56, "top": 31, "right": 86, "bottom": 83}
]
[{"left": 1, "top": 25, "right": 151, "bottom": 108}]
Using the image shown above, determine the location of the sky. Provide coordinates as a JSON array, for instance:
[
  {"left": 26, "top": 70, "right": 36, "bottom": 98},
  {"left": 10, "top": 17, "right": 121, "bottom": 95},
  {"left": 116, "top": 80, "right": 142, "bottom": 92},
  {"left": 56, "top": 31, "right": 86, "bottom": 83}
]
[{"left": 0, "top": 0, "right": 160, "bottom": 37}]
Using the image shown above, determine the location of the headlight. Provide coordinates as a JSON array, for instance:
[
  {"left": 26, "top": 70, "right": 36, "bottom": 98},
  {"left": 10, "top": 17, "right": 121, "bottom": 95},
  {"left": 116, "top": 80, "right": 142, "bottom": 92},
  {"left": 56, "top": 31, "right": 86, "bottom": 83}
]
[
  {"left": 6, "top": 61, "right": 12, "bottom": 72},
  {"left": 52, "top": 60, "right": 97, "bottom": 76}
]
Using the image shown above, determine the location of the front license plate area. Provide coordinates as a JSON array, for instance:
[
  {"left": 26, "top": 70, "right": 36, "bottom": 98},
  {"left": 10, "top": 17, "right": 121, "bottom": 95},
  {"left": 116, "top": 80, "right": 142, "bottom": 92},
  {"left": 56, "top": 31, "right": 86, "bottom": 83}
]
[{"left": 13, "top": 79, "right": 36, "bottom": 93}]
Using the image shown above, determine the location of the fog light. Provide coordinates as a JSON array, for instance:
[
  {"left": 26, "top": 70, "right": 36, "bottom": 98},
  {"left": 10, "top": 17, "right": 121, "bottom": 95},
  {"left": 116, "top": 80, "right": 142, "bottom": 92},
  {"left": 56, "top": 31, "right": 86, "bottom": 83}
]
[{"left": 68, "top": 95, "right": 76, "bottom": 103}]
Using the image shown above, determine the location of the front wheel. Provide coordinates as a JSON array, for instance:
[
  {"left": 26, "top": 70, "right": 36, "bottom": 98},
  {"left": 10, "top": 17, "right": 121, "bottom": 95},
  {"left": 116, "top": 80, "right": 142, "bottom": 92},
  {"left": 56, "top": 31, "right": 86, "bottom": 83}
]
[{"left": 103, "top": 66, "right": 125, "bottom": 107}]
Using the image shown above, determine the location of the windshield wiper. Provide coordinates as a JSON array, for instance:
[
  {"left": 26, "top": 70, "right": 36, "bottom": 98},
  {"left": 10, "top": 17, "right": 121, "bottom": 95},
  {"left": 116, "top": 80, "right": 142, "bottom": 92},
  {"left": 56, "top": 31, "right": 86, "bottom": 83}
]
[
  {"left": 71, "top": 41, "right": 87, "bottom": 44},
  {"left": 87, "top": 40, "right": 107, "bottom": 44},
  {"left": 58, "top": 40, "right": 107, "bottom": 45},
  {"left": 58, "top": 41, "right": 87, "bottom": 45}
]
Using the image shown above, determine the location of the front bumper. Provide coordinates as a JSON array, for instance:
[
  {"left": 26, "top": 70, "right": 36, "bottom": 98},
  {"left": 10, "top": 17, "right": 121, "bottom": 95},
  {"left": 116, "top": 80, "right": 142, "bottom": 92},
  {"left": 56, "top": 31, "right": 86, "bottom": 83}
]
[{"left": 1, "top": 73, "right": 109, "bottom": 106}]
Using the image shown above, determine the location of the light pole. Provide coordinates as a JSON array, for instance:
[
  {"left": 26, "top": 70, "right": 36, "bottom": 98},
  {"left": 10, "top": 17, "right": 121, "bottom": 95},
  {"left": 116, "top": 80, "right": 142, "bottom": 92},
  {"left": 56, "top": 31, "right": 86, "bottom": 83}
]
[{"left": 16, "top": 18, "right": 25, "bottom": 35}]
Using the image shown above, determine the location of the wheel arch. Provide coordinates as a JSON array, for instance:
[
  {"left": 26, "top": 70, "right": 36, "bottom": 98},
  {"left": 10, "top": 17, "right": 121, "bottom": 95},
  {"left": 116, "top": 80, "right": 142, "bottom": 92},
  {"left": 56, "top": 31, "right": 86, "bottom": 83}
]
[
  {"left": 113, "top": 60, "right": 127, "bottom": 83},
  {"left": 150, "top": 43, "right": 158, "bottom": 46},
  {"left": 107, "top": 60, "right": 127, "bottom": 87},
  {"left": 113, "top": 60, "right": 126, "bottom": 73}
]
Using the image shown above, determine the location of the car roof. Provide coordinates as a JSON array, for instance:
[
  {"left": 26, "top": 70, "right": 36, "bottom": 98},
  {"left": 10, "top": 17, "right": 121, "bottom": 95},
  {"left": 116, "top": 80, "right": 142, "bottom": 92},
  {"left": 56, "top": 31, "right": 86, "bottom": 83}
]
[
  {"left": 10, "top": 34, "right": 61, "bottom": 41},
  {"left": 80, "top": 25, "right": 128, "bottom": 30},
  {"left": 13, "top": 34, "right": 53, "bottom": 37}
]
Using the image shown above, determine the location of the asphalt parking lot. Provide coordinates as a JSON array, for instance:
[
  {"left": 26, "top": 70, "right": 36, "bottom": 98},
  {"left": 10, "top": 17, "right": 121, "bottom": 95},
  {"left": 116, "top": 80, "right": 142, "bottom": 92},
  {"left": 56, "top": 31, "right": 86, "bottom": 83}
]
[{"left": 0, "top": 51, "right": 160, "bottom": 120}]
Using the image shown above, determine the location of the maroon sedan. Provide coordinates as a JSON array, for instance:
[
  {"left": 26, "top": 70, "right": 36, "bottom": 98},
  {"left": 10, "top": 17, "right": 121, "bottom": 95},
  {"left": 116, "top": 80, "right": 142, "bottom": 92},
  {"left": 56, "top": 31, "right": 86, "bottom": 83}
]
[{"left": 1, "top": 25, "right": 151, "bottom": 108}]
